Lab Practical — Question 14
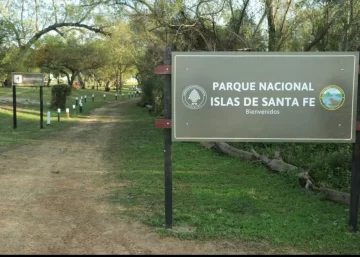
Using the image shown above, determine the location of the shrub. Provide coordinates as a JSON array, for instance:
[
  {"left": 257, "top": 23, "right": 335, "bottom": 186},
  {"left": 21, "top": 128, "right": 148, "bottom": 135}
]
[{"left": 50, "top": 84, "right": 72, "bottom": 110}]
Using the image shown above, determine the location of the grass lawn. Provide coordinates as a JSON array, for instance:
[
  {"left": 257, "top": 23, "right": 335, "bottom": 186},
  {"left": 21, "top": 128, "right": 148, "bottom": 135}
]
[
  {"left": 0, "top": 86, "right": 135, "bottom": 151},
  {"left": 104, "top": 101, "right": 360, "bottom": 255}
]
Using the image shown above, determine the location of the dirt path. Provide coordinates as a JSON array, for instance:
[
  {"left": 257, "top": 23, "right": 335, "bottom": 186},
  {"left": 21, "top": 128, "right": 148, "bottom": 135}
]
[{"left": 0, "top": 100, "right": 305, "bottom": 255}]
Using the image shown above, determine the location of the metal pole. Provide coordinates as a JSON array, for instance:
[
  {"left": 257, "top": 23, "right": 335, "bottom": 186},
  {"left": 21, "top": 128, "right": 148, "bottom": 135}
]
[
  {"left": 349, "top": 70, "right": 360, "bottom": 232},
  {"left": 12, "top": 85, "right": 17, "bottom": 129},
  {"left": 164, "top": 45, "right": 172, "bottom": 229},
  {"left": 349, "top": 132, "right": 360, "bottom": 232},
  {"left": 40, "top": 86, "right": 44, "bottom": 129}
]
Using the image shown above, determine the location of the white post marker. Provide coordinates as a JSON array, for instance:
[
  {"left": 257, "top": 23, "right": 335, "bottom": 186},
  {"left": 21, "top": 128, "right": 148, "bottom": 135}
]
[
  {"left": 103, "top": 94, "right": 106, "bottom": 100},
  {"left": 47, "top": 111, "right": 51, "bottom": 125},
  {"left": 57, "top": 108, "right": 61, "bottom": 122},
  {"left": 66, "top": 108, "right": 70, "bottom": 119}
]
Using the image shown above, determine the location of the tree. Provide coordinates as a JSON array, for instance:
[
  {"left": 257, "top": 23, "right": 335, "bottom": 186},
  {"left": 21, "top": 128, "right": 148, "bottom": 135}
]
[
  {"left": 0, "top": 0, "right": 112, "bottom": 76},
  {"left": 35, "top": 36, "right": 110, "bottom": 87},
  {"left": 104, "top": 21, "right": 140, "bottom": 93}
]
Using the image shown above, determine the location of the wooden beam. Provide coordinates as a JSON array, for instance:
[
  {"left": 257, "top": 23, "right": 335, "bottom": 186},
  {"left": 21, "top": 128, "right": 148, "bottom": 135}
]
[
  {"left": 154, "top": 65, "right": 171, "bottom": 75},
  {"left": 155, "top": 119, "right": 172, "bottom": 129}
]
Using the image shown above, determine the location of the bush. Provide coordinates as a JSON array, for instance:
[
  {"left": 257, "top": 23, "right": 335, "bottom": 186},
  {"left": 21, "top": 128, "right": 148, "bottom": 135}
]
[
  {"left": 50, "top": 84, "right": 72, "bottom": 110},
  {"left": 136, "top": 74, "right": 164, "bottom": 115},
  {"left": 135, "top": 44, "right": 166, "bottom": 115}
]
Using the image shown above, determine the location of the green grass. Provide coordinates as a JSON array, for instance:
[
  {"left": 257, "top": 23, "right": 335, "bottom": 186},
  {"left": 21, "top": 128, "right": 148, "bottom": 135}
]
[
  {"left": 228, "top": 142, "right": 353, "bottom": 191},
  {"left": 84, "top": 83, "right": 138, "bottom": 95},
  {"left": 104, "top": 102, "right": 360, "bottom": 255},
  {"left": 0, "top": 86, "right": 136, "bottom": 151}
]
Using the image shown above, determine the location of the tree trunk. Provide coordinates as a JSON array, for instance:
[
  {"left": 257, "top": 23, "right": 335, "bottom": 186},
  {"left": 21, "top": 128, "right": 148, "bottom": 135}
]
[
  {"left": 115, "top": 70, "right": 119, "bottom": 92},
  {"left": 265, "top": 0, "right": 276, "bottom": 51},
  {"left": 200, "top": 141, "right": 356, "bottom": 206},
  {"left": 105, "top": 80, "right": 110, "bottom": 92},
  {"left": 119, "top": 71, "right": 123, "bottom": 94},
  {"left": 78, "top": 73, "right": 85, "bottom": 89}
]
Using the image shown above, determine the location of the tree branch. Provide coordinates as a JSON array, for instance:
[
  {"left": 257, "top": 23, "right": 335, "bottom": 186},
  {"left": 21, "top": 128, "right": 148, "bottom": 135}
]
[
  {"left": 235, "top": 0, "right": 250, "bottom": 35},
  {"left": 303, "top": 20, "right": 334, "bottom": 51},
  {"left": 250, "top": 9, "right": 266, "bottom": 45},
  {"left": 25, "top": 22, "right": 111, "bottom": 49},
  {"left": 279, "top": 0, "right": 291, "bottom": 35}
]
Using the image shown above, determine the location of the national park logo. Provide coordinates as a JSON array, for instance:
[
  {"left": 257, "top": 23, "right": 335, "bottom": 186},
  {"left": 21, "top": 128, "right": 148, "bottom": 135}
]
[
  {"left": 182, "top": 85, "right": 207, "bottom": 110},
  {"left": 319, "top": 85, "right": 345, "bottom": 110}
]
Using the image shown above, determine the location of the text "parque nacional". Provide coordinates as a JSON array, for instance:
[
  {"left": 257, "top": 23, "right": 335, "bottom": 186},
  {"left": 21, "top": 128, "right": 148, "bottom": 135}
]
[{"left": 212, "top": 82, "right": 314, "bottom": 92}]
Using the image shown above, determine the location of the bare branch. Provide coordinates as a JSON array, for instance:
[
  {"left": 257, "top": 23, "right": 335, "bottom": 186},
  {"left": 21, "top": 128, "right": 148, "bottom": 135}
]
[
  {"left": 279, "top": 0, "right": 292, "bottom": 35},
  {"left": 251, "top": 10, "right": 266, "bottom": 40},
  {"left": 235, "top": 0, "right": 250, "bottom": 34},
  {"left": 304, "top": 20, "right": 335, "bottom": 51},
  {"left": 54, "top": 28, "right": 64, "bottom": 37},
  {"left": 25, "top": 22, "right": 111, "bottom": 48},
  {"left": 78, "top": 3, "right": 100, "bottom": 23},
  {"left": 196, "top": 0, "right": 227, "bottom": 17},
  {"left": 5, "top": 0, "right": 12, "bottom": 9},
  {"left": 229, "top": 0, "right": 234, "bottom": 18},
  {"left": 52, "top": 0, "right": 58, "bottom": 23},
  {"left": 21, "top": 0, "right": 25, "bottom": 36},
  {"left": 265, "top": 0, "right": 276, "bottom": 51},
  {"left": 35, "top": 0, "right": 39, "bottom": 32}
]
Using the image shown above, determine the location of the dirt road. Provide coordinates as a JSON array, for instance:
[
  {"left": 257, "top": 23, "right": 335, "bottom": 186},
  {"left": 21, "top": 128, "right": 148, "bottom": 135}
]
[{"left": 0, "top": 100, "right": 304, "bottom": 254}]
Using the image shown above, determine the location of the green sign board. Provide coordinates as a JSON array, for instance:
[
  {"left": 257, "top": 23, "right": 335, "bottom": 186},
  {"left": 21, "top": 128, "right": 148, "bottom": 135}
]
[
  {"left": 12, "top": 72, "right": 44, "bottom": 86},
  {"left": 172, "top": 52, "right": 359, "bottom": 143}
]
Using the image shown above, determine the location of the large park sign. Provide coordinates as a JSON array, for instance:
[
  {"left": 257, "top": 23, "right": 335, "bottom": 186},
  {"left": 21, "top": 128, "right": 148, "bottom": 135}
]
[{"left": 172, "top": 52, "right": 359, "bottom": 143}]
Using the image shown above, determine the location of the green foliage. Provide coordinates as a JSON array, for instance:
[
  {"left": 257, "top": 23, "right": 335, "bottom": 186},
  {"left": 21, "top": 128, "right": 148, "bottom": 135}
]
[
  {"left": 137, "top": 75, "right": 164, "bottom": 114},
  {"left": 50, "top": 84, "right": 72, "bottom": 110},
  {"left": 35, "top": 36, "right": 110, "bottom": 87},
  {"left": 135, "top": 44, "right": 164, "bottom": 115}
]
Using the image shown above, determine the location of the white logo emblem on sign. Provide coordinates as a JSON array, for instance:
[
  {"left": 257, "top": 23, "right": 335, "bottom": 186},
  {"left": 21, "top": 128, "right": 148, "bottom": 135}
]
[
  {"left": 182, "top": 85, "right": 207, "bottom": 110},
  {"left": 13, "top": 74, "right": 23, "bottom": 84}
]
